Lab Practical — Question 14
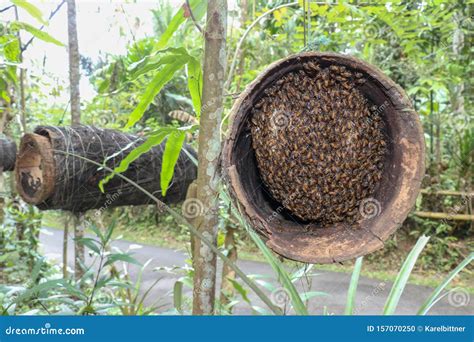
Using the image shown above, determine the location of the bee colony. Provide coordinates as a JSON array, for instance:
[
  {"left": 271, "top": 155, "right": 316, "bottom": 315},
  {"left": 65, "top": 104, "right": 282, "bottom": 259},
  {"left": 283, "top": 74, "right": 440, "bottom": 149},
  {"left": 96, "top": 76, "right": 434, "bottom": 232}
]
[
  {"left": 250, "top": 63, "right": 387, "bottom": 226},
  {"left": 223, "top": 52, "right": 425, "bottom": 263}
]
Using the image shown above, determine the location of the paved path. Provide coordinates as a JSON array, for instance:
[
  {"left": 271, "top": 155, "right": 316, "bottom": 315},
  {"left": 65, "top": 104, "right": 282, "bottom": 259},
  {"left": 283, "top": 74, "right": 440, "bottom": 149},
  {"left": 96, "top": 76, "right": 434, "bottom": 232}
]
[{"left": 39, "top": 227, "right": 473, "bottom": 315}]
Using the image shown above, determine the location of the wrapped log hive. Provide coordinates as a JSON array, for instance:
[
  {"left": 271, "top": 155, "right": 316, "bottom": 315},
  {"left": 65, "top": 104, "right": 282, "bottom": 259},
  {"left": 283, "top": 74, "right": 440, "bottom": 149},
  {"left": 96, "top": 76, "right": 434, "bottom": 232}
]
[
  {"left": 15, "top": 126, "right": 197, "bottom": 213},
  {"left": 0, "top": 137, "right": 17, "bottom": 171},
  {"left": 222, "top": 52, "right": 425, "bottom": 263}
]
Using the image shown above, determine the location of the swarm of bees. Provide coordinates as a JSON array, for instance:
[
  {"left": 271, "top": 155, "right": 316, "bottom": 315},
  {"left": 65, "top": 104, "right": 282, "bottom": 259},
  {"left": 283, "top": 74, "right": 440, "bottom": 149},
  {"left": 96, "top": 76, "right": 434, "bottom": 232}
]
[{"left": 250, "top": 61, "right": 388, "bottom": 225}]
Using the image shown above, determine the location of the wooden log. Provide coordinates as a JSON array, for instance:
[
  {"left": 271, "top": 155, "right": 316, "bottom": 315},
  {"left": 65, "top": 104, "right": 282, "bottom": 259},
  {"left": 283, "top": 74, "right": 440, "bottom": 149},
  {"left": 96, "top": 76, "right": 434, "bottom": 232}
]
[
  {"left": 222, "top": 52, "right": 425, "bottom": 264},
  {"left": 0, "top": 137, "right": 17, "bottom": 171},
  {"left": 15, "top": 126, "right": 197, "bottom": 213}
]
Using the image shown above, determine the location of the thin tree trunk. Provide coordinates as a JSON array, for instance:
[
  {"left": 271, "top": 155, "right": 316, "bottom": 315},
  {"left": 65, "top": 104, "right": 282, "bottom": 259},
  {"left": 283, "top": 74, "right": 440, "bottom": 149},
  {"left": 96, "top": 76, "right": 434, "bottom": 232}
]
[
  {"left": 66, "top": 0, "right": 84, "bottom": 281},
  {"left": 73, "top": 213, "right": 84, "bottom": 280},
  {"left": 63, "top": 216, "right": 69, "bottom": 278},
  {"left": 67, "top": 0, "right": 81, "bottom": 126},
  {"left": 235, "top": 0, "right": 248, "bottom": 92},
  {"left": 192, "top": 0, "right": 227, "bottom": 315}
]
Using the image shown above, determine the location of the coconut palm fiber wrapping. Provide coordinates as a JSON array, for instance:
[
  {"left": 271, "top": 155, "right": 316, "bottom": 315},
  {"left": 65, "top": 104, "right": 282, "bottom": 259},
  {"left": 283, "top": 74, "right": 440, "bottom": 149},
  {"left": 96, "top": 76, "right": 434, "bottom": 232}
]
[
  {"left": 0, "top": 136, "right": 17, "bottom": 171},
  {"left": 34, "top": 125, "right": 197, "bottom": 213}
]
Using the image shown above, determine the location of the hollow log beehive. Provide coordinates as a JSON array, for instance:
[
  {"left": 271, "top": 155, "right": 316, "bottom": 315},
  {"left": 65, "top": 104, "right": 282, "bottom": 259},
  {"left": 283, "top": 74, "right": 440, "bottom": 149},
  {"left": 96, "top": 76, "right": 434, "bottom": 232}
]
[
  {"left": 15, "top": 126, "right": 197, "bottom": 212},
  {"left": 222, "top": 52, "right": 425, "bottom": 264},
  {"left": 0, "top": 137, "right": 17, "bottom": 171}
]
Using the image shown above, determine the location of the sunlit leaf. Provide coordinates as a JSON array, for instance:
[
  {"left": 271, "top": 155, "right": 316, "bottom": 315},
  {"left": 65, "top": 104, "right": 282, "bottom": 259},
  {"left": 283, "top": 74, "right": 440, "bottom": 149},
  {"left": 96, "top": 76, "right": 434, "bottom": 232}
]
[
  {"left": 161, "top": 130, "right": 186, "bottom": 196},
  {"left": 10, "top": 21, "right": 64, "bottom": 46},
  {"left": 383, "top": 235, "right": 430, "bottom": 315},
  {"left": 153, "top": 0, "right": 207, "bottom": 52},
  {"left": 99, "top": 129, "right": 171, "bottom": 191},
  {"left": 12, "top": 0, "right": 47, "bottom": 25},
  {"left": 187, "top": 56, "right": 202, "bottom": 118},
  {"left": 126, "top": 54, "right": 189, "bottom": 128}
]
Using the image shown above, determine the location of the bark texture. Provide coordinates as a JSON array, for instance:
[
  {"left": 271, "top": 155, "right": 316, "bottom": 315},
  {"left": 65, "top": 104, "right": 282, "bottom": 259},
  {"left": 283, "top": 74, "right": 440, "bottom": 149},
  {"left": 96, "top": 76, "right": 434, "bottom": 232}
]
[
  {"left": 66, "top": 0, "right": 83, "bottom": 280},
  {"left": 15, "top": 126, "right": 197, "bottom": 212},
  {"left": 192, "top": 0, "right": 227, "bottom": 315}
]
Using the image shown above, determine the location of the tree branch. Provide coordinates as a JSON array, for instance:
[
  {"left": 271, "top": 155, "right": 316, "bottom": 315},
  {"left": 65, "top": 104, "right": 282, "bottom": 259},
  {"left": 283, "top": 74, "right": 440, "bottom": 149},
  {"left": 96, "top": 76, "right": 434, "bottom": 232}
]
[
  {"left": 185, "top": 0, "right": 203, "bottom": 34},
  {"left": 224, "top": 1, "right": 299, "bottom": 90},
  {"left": 21, "top": 0, "right": 66, "bottom": 52},
  {"left": 0, "top": 5, "right": 14, "bottom": 13}
]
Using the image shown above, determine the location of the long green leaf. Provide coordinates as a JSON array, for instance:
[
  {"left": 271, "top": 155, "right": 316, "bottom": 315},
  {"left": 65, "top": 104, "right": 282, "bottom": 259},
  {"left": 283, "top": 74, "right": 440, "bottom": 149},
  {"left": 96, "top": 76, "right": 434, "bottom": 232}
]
[
  {"left": 128, "top": 47, "right": 190, "bottom": 80},
  {"left": 383, "top": 235, "right": 430, "bottom": 315},
  {"left": 12, "top": 0, "right": 47, "bottom": 25},
  {"left": 417, "top": 252, "right": 473, "bottom": 315},
  {"left": 161, "top": 130, "right": 186, "bottom": 196},
  {"left": 173, "top": 281, "right": 183, "bottom": 313},
  {"left": 345, "top": 256, "right": 363, "bottom": 315},
  {"left": 126, "top": 54, "right": 189, "bottom": 128},
  {"left": 153, "top": 0, "right": 207, "bottom": 52},
  {"left": 248, "top": 229, "right": 308, "bottom": 315},
  {"left": 10, "top": 21, "right": 63, "bottom": 46},
  {"left": 99, "top": 130, "right": 171, "bottom": 191},
  {"left": 187, "top": 56, "right": 202, "bottom": 117},
  {"left": 104, "top": 253, "right": 141, "bottom": 267}
]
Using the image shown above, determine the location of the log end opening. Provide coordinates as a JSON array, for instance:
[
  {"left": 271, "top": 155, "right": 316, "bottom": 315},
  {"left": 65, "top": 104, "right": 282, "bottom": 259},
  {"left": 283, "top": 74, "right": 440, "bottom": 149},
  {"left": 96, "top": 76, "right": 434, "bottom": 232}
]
[
  {"left": 223, "top": 52, "right": 425, "bottom": 264},
  {"left": 15, "top": 133, "right": 55, "bottom": 204}
]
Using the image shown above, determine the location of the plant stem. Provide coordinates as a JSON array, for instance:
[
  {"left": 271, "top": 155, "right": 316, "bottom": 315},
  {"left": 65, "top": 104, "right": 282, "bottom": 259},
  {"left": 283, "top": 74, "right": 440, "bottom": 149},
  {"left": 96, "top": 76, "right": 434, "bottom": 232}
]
[{"left": 54, "top": 150, "right": 282, "bottom": 315}]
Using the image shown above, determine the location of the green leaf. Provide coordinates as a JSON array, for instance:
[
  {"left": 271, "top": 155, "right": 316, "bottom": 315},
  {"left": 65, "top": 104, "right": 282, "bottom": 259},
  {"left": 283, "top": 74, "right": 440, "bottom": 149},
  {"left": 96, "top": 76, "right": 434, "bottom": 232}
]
[
  {"left": 99, "top": 130, "right": 171, "bottom": 191},
  {"left": 30, "top": 258, "right": 44, "bottom": 284},
  {"left": 345, "top": 256, "right": 363, "bottom": 315},
  {"left": 299, "top": 291, "right": 328, "bottom": 301},
  {"left": 125, "top": 54, "right": 189, "bottom": 128},
  {"left": 10, "top": 21, "right": 64, "bottom": 46},
  {"left": 77, "top": 237, "right": 101, "bottom": 255},
  {"left": 104, "top": 253, "right": 141, "bottom": 267},
  {"left": 187, "top": 56, "right": 202, "bottom": 117},
  {"left": 383, "top": 235, "right": 430, "bottom": 315},
  {"left": 128, "top": 47, "right": 189, "bottom": 79},
  {"left": 227, "top": 278, "right": 251, "bottom": 304},
  {"left": 248, "top": 229, "right": 308, "bottom": 315},
  {"left": 173, "top": 281, "right": 183, "bottom": 313},
  {"left": 161, "top": 130, "right": 186, "bottom": 196},
  {"left": 12, "top": 0, "right": 47, "bottom": 25},
  {"left": 417, "top": 253, "right": 473, "bottom": 315},
  {"left": 4, "top": 39, "right": 21, "bottom": 63},
  {"left": 153, "top": 0, "right": 207, "bottom": 52}
]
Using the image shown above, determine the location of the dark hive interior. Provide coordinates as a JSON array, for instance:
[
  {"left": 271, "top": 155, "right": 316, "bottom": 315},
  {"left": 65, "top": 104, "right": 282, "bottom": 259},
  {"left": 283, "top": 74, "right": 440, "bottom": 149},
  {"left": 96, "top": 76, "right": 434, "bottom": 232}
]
[{"left": 250, "top": 62, "right": 388, "bottom": 226}]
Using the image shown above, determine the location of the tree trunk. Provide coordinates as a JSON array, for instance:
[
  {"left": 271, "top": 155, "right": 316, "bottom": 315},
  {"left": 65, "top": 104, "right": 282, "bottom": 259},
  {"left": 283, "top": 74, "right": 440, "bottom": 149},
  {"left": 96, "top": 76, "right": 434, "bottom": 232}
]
[
  {"left": 63, "top": 216, "right": 69, "bottom": 279},
  {"left": 66, "top": 0, "right": 84, "bottom": 281},
  {"left": 67, "top": 0, "right": 81, "bottom": 127},
  {"left": 192, "top": 0, "right": 227, "bottom": 315},
  {"left": 235, "top": 0, "right": 248, "bottom": 92}
]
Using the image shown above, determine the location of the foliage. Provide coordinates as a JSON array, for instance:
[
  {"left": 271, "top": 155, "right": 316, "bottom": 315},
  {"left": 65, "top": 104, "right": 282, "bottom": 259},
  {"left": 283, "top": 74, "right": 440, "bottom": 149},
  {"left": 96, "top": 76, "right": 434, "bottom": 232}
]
[{"left": 0, "top": 0, "right": 472, "bottom": 317}]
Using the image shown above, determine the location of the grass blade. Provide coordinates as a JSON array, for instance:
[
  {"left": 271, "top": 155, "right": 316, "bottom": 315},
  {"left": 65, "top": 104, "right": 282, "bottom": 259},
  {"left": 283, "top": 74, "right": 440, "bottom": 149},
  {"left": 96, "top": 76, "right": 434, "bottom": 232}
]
[
  {"left": 383, "top": 235, "right": 430, "bottom": 315},
  {"left": 247, "top": 228, "right": 308, "bottom": 315},
  {"left": 345, "top": 256, "right": 363, "bottom": 315},
  {"left": 417, "top": 252, "right": 473, "bottom": 315}
]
